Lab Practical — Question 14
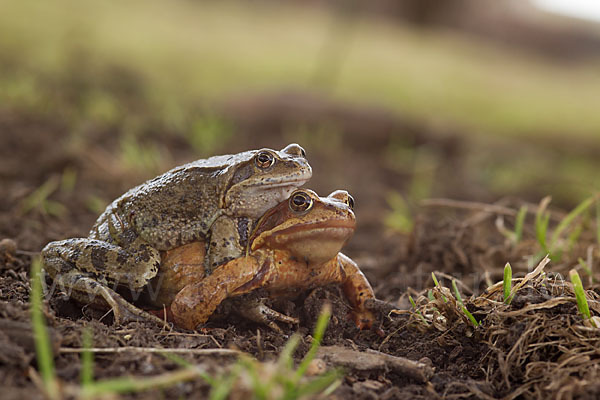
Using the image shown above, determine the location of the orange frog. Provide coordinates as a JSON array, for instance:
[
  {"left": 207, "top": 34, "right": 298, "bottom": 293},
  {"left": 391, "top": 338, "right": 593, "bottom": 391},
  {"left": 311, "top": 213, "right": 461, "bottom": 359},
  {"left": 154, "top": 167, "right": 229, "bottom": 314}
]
[{"left": 150, "top": 189, "right": 376, "bottom": 330}]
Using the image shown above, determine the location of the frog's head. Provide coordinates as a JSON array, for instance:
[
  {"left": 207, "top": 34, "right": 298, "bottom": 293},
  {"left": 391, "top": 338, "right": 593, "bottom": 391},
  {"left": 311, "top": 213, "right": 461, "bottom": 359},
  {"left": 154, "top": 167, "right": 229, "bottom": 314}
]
[
  {"left": 249, "top": 189, "right": 355, "bottom": 265},
  {"left": 224, "top": 143, "right": 312, "bottom": 219}
]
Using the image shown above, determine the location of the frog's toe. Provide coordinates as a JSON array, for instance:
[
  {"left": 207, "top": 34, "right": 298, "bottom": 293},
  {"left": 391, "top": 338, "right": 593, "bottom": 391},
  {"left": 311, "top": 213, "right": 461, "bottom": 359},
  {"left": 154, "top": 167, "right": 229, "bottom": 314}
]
[{"left": 111, "top": 300, "right": 171, "bottom": 329}]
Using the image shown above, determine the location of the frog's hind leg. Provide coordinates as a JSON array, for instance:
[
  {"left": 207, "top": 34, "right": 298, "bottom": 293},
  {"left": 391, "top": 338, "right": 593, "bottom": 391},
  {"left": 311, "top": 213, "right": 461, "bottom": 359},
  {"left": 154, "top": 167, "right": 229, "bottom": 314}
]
[
  {"left": 52, "top": 270, "right": 169, "bottom": 327},
  {"left": 42, "top": 238, "right": 168, "bottom": 328}
]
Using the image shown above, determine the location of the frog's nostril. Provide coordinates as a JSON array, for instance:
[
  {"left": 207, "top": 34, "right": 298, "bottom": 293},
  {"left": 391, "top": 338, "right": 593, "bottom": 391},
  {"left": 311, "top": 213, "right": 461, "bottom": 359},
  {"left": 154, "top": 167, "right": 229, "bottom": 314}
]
[
  {"left": 282, "top": 143, "right": 306, "bottom": 158},
  {"left": 347, "top": 195, "right": 355, "bottom": 210}
]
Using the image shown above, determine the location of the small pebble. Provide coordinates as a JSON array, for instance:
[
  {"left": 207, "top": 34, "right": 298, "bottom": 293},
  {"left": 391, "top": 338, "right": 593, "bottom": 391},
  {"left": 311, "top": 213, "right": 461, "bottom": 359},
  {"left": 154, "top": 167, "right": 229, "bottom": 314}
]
[
  {"left": 0, "top": 238, "right": 17, "bottom": 257},
  {"left": 305, "top": 358, "right": 327, "bottom": 376}
]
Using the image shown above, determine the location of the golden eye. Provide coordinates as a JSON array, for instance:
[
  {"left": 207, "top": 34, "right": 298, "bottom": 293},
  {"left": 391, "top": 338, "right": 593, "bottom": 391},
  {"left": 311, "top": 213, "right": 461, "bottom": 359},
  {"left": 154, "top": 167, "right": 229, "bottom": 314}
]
[
  {"left": 289, "top": 191, "right": 313, "bottom": 212},
  {"left": 255, "top": 151, "right": 275, "bottom": 169},
  {"left": 347, "top": 195, "right": 355, "bottom": 210}
]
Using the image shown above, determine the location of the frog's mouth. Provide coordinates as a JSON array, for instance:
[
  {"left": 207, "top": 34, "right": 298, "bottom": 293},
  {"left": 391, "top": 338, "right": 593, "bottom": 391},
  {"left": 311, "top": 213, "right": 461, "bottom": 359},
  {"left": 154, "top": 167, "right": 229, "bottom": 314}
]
[
  {"left": 262, "top": 220, "right": 355, "bottom": 264},
  {"left": 255, "top": 178, "right": 309, "bottom": 190},
  {"left": 267, "top": 219, "right": 356, "bottom": 245}
]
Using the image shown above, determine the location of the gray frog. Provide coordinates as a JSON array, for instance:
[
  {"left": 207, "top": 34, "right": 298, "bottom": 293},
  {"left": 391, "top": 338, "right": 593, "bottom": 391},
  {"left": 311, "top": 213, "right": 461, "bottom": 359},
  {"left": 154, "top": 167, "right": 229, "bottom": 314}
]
[{"left": 42, "top": 144, "right": 311, "bottom": 326}]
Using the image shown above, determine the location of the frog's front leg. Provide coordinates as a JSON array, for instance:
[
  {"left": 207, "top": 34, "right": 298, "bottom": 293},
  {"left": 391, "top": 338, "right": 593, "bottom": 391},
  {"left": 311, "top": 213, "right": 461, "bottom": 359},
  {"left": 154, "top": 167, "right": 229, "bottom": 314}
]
[
  {"left": 171, "top": 253, "right": 270, "bottom": 330},
  {"left": 204, "top": 215, "right": 249, "bottom": 274},
  {"left": 336, "top": 253, "right": 376, "bottom": 329},
  {"left": 41, "top": 237, "right": 168, "bottom": 328}
]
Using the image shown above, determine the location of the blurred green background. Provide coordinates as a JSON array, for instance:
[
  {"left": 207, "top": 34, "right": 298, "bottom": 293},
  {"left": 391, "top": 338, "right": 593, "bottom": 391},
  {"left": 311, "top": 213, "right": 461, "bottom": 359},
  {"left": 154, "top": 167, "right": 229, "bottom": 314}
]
[{"left": 2, "top": 0, "right": 600, "bottom": 238}]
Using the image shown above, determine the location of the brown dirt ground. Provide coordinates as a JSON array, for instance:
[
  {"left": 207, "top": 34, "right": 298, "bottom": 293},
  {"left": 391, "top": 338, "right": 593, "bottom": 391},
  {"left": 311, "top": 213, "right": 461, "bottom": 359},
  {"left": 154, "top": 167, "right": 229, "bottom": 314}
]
[{"left": 1, "top": 95, "right": 600, "bottom": 399}]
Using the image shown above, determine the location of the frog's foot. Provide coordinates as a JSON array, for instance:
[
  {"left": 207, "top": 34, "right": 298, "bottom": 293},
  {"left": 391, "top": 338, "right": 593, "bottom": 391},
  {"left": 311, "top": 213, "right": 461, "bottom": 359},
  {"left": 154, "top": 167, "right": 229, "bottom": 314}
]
[
  {"left": 55, "top": 271, "right": 170, "bottom": 329},
  {"left": 349, "top": 309, "right": 375, "bottom": 330},
  {"left": 236, "top": 299, "right": 299, "bottom": 333}
]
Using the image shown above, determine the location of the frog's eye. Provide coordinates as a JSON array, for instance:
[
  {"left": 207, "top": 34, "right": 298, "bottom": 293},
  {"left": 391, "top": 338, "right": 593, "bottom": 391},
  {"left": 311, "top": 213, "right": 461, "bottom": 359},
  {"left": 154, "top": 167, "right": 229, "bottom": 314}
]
[
  {"left": 347, "top": 195, "right": 355, "bottom": 210},
  {"left": 255, "top": 151, "right": 275, "bottom": 169},
  {"left": 289, "top": 191, "right": 313, "bottom": 213}
]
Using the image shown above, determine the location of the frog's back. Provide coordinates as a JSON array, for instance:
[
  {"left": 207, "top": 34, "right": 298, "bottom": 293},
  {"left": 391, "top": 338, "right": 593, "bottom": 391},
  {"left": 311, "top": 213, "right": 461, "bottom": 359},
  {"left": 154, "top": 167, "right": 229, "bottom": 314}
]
[{"left": 90, "top": 151, "right": 255, "bottom": 249}]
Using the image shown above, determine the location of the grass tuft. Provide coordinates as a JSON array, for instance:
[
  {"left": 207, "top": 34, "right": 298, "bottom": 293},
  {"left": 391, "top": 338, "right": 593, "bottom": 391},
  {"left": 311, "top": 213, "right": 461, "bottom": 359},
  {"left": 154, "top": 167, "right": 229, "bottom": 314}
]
[
  {"left": 451, "top": 280, "right": 479, "bottom": 327},
  {"left": 203, "top": 304, "right": 340, "bottom": 400},
  {"left": 533, "top": 195, "right": 599, "bottom": 262}
]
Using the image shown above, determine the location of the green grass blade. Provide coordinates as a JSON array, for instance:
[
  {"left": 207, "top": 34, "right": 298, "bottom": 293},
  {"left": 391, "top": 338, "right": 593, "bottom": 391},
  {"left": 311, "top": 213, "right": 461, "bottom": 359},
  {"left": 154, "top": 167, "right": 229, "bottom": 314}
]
[
  {"left": 452, "top": 280, "right": 479, "bottom": 327},
  {"left": 294, "top": 304, "right": 331, "bottom": 381},
  {"left": 30, "top": 257, "right": 60, "bottom": 400},
  {"left": 159, "top": 351, "right": 193, "bottom": 368},
  {"left": 408, "top": 295, "right": 417, "bottom": 309},
  {"left": 243, "top": 356, "right": 269, "bottom": 400},
  {"left": 503, "top": 263, "right": 513, "bottom": 304},
  {"left": 409, "top": 295, "right": 428, "bottom": 325},
  {"left": 81, "top": 376, "right": 155, "bottom": 396},
  {"left": 535, "top": 213, "right": 550, "bottom": 252},
  {"left": 60, "top": 166, "right": 77, "bottom": 194},
  {"left": 431, "top": 272, "right": 440, "bottom": 287},
  {"left": 209, "top": 364, "right": 241, "bottom": 400},
  {"left": 569, "top": 269, "right": 595, "bottom": 327},
  {"left": 550, "top": 195, "right": 595, "bottom": 250},
  {"left": 566, "top": 222, "right": 585, "bottom": 253},
  {"left": 80, "top": 327, "right": 94, "bottom": 387},
  {"left": 514, "top": 205, "right": 527, "bottom": 243},
  {"left": 452, "top": 280, "right": 465, "bottom": 306},
  {"left": 294, "top": 369, "right": 342, "bottom": 398},
  {"left": 535, "top": 197, "right": 551, "bottom": 252},
  {"left": 158, "top": 351, "right": 217, "bottom": 387},
  {"left": 274, "top": 334, "right": 302, "bottom": 399},
  {"left": 431, "top": 273, "right": 448, "bottom": 303},
  {"left": 82, "top": 366, "right": 207, "bottom": 397},
  {"left": 21, "top": 176, "right": 61, "bottom": 216},
  {"left": 277, "top": 333, "right": 301, "bottom": 371},
  {"left": 384, "top": 191, "right": 414, "bottom": 234}
]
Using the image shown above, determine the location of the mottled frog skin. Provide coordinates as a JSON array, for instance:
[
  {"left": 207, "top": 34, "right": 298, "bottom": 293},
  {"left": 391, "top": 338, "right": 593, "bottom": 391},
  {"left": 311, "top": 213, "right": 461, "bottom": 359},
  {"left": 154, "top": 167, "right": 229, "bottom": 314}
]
[
  {"left": 158, "top": 189, "right": 376, "bottom": 331},
  {"left": 41, "top": 144, "right": 311, "bottom": 326}
]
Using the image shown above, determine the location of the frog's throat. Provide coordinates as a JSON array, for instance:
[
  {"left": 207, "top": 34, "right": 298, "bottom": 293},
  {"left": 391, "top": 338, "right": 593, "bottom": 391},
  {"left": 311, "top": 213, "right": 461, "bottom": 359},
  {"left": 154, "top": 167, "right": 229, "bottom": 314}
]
[
  {"left": 222, "top": 176, "right": 308, "bottom": 213},
  {"left": 227, "top": 183, "right": 305, "bottom": 220}
]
